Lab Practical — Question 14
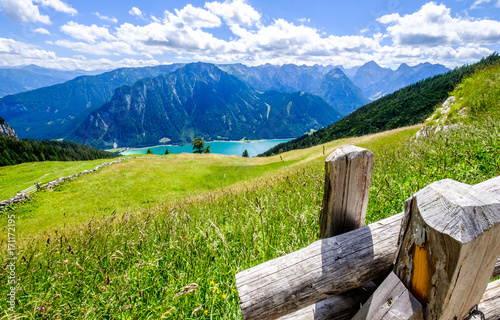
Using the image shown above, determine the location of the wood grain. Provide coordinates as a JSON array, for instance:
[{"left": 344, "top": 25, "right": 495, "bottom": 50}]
[
  {"left": 236, "top": 176, "right": 500, "bottom": 320},
  {"left": 352, "top": 272, "right": 423, "bottom": 320},
  {"left": 319, "top": 145, "right": 374, "bottom": 239},
  {"left": 393, "top": 179, "right": 500, "bottom": 320}
]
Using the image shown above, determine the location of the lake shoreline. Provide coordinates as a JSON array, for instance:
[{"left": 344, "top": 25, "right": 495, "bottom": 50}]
[
  {"left": 120, "top": 139, "right": 294, "bottom": 157},
  {"left": 120, "top": 138, "right": 296, "bottom": 154}
]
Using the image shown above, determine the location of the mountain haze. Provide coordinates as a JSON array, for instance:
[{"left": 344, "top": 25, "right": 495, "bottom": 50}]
[
  {"left": 352, "top": 61, "right": 450, "bottom": 100},
  {"left": 69, "top": 63, "right": 342, "bottom": 148}
]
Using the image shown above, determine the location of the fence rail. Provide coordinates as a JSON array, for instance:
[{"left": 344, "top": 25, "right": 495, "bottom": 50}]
[{"left": 236, "top": 145, "right": 500, "bottom": 320}]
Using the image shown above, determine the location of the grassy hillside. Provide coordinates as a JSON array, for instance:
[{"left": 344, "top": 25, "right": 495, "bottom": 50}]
[
  {"left": 1, "top": 62, "right": 500, "bottom": 319},
  {"left": 261, "top": 53, "right": 500, "bottom": 156},
  {"left": 0, "top": 158, "right": 117, "bottom": 201}
]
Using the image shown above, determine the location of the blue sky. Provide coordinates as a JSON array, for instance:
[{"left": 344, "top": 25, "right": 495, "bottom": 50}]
[{"left": 0, "top": 0, "right": 499, "bottom": 70}]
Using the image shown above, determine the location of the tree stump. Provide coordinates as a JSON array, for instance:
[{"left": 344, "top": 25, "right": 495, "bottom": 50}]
[{"left": 393, "top": 179, "right": 500, "bottom": 320}]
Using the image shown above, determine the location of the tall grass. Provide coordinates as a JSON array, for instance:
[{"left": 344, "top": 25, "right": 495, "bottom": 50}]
[{"left": 1, "top": 117, "right": 499, "bottom": 319}]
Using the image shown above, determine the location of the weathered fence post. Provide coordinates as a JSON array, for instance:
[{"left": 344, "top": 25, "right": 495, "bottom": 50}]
[
  {"left": 392, "top": 179, "right": 500, "bottom": 319},
  {"left": 319, "top": 145, "right": 374, "bottom": 239}
]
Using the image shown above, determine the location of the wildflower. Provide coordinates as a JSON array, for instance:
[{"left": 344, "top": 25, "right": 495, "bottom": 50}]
[
  {"left": 204, "top": 310, "right": 208, "bottom": 316},
  {"left": 222, "top": 294, "right": 227, "bottom": 299},
  {"left": 216, "top": 290, "right": 220, "bottom": 294},
  {"left": 56, "top": 251, "right": 60, "bottom": 254},
  {"left": 209, "top": 281, "right": 215, "bottom": 286}
]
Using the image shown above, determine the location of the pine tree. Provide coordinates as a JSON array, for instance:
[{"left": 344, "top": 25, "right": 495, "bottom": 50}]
[
  {"left": 192, "top": 137, "right": 205, "bottom": 154},
  {"left": 164, "top": 148, "right": 170, "bottom": 155},
  {"left": 146, "top": 148, "right": 153, "bottom": 154},
  {"left": 242, "top": 149, "right": 249, "bottom": 157}
]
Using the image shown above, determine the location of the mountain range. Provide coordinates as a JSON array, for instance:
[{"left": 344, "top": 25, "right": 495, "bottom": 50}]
[
  {"left": 0, "top": 60, "right": 449, "bottom": 148},
  {"left": 351, "top": 61, "right": 450, "bottom": 100},
  {"left": 0, "top": 65, "right": 106, "bottom": 98},
  {"left": 69, "top": 63, "right": 343, "bottom": 148}
]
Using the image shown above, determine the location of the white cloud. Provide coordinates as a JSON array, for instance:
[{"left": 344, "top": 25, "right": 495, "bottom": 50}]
[
  {"left": 1, "top": 0, "right": 51, "bottom": 24},
  {"left": 55, "top": 39, "right": 136, "bottom": 56},
  {"left": 205, "top": 0, "right": 260, "bottom": 27},
  {"left": 33, "top": 27, "right": 50, "bottom": 35},
  {"left": 0, "top": 37, "right": 159, "bottom": 70},
  {"left": 298, "top": 18, "right": 310, "bottom": 24},
  {"left": 33, "top": 0, "right": 76, "bottom": 15},
  {"left": 164, "top": 4, "right": 221, "bottom": 29},
  {"left": 94, "top": 12, "right": 118, "bottom": 24},
  {"left": 470, "top": 0, "right": 500, "bottom": 9},
  {"left": 61, "top": 21, "right": 116, "bottom": 43},
  {"left": 378, "top": 2, "right": 500, "bottom": 47},
  {"left": 0, "top": 0, "right": 76, "bottom": 24},
  {"left": 129, "top": 7, "right": 144, "bottom": 19},
  {"left": 21, "top": 1, "right": 499, "bottom": 70}
]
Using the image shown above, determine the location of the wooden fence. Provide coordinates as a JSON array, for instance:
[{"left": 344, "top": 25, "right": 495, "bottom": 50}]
[{"left": 236, "top": 145, "right": 500, "bottom": 320}]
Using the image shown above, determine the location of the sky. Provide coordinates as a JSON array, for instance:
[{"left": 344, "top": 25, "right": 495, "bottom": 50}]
[{"left": 0, "top": 0, "right": 500, "bottom": 71}]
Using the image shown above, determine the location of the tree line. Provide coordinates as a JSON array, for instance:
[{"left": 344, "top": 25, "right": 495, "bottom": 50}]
[{"left": 0, "top": 137, "right": 117, "bottom": 166}]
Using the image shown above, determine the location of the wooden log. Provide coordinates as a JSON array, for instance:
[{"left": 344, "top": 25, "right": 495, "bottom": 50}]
[
  {"left": 352, "top": 272, "right": 423, "bottom": 320},
  {"left": 277, "top": 283, "right": 377, "bottom": 320},
  {"left": 236, "top": 176, "right": 500, "bottom": 320},
  {"left": 319, "top": 145, "right": 374, "bottom": 239},
  {"left": 393, "top": 179, "right": 500, "bottom": 320},
  {"left": 237, "top": 213, "right": 403, "bottom": 320},
  {"left": 478, "top": 279, "right": 500, "bottom": 319}
]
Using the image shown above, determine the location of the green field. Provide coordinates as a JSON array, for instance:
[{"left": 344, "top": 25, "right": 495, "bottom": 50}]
[
  {"left": 1, "top": 64, "right": 500, "bottom": 319},
  {"left": 0, "top": 159, "right": 116, "bottom": 201}
]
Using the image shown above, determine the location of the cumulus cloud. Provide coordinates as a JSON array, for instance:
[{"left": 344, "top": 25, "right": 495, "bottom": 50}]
[
  {"left": 129, "top": 7, "right": 144, "bottom": 19},
  {"left": 1, "top": 0, "right": 51, "bottom": 24},
  {"left": 205, "top": 0, "right": 261, "bottom": 27},
  {"left": 33, "top": 27, "right": 50, "bottom": 34},
  {"left": 94, "top": 12, "right": 118, "bottom": 24},
  {"left": 61, "top": 21, "right": 116, "bottom": 43},
  {"left": 0, "top": 37, "right": 159, "bottom": 70},
  {"left": 164, "top": 4, "right": 221, "bottom": 29},
  {"left": 33, "top": 0, "right": 76, "bottom": 15},
  {"left": 13, "top": 1, "right": 499, "bottom": 70},
  {"left": 0, "top": 0, "right": 76, "bottom": 24},
  {"left": 55, "top": 39, "right": 136, "bottom": 56},
  {"left": 378, "top": 2, "right": 500, "bottom": 47}
]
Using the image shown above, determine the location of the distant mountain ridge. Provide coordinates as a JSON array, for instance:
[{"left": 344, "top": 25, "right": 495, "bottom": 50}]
[
  {"left": 260, "top": 53, "right": 500, "bottom": 156},
  {"left": 0, "top": 64, "right": 185, "bottom": 140},
  {"left": 0, "top": 65, "right": 105, "bottom": 98},
  {"left": 218, "top": 64, "right": 369, "bottom": 115},
  {"left": 351, "top": 61, "right": 450, "bottom": 100},
  {"left": 69, "top": 63, "right": 343, "bottom": 148}
]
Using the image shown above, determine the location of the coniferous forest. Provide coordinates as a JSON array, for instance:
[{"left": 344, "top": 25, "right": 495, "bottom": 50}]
[{"left": 0, "top": 137, "right": 117, "bottom": 166}]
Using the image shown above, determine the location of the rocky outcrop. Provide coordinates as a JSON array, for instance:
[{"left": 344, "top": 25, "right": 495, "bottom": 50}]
[
  {"left": 0, "top": 117, "right": 18, "bottom": 139},
  {"left": 0, "top": 192, "right": 30, "bottom": 207}
]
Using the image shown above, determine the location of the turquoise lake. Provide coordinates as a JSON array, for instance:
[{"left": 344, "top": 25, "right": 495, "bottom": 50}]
[{"left": 121, "top": 139, "right": 292, "bottom": 157}]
